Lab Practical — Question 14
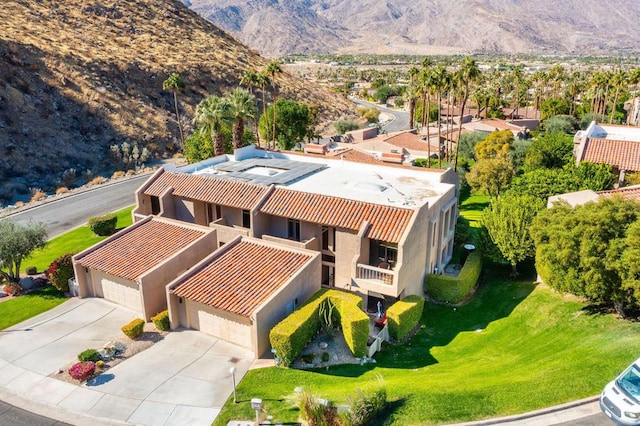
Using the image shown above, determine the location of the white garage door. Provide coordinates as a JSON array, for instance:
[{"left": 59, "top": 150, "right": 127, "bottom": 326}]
[
  {"left": 101, "top": 277, "right": 142, "bottom": 313},
  {"left": 187, "top": 301, "right": 252, "bottom": 349}
]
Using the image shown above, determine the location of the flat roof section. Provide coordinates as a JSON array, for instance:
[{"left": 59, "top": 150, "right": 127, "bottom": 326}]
[
  {"left": 171, "top": 239, "right": 314, "bottom": 317},
  {"left": 208, "top": 158, "right": 327, "bottom": 185}
]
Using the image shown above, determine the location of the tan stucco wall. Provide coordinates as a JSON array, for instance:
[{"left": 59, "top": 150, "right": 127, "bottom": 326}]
[
  {"left": 174, "top": 198, "right": 195, "bottom": 223},
  {"left": 333, "top": 228, "right": 363, "bottom": 289},
  {"left": 254, "top": 252, "right": 321, "bottom": 357}
]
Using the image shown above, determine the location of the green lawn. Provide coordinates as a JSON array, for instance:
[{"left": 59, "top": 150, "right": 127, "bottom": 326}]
[
  {"left": 22, "top": 206, "right": 134, "bottom": 274},
  {"left": 459, "top": 187, "right": 490, "bottom": 233},
  {"left": 214, "top": 273, "right": 640, "bottom": 425},
  {"left": 0, "top": 286, "right": 67, "bottom": 330}
]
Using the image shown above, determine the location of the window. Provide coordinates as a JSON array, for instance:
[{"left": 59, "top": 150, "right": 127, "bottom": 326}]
[
  {"left": 287, "top": 219, "right": 301, "bottom": 241},
  {"left": 207, "top": 204, "right": 222, "bottom": 223},
  {"left": 242, "top": 210, "right": 251, "bottom": 228},
  {"left": 370, "top": 240, "right": 398, "bottom": 267},
  {"left": 150, "top": 196, "right": 160, "bottom": 215},
  {"left": 322, "top": 226, "right": 336, "bottom": 251},
  {"left": 322, "top": 226, "right": 329, "bottom": 250}
]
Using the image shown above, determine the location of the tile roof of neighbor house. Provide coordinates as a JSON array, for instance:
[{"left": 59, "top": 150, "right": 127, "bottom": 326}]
[
  {"left": 582, "top": 138, "right": 640, "bottom": 172},
  {"left": 259, "top": 187, "right": 414, "bottom": 243},
  {"left": 144, "top": 170, "right": 270, "bottom": 209},
  {"left": 76, "top": 219, "right": 208, "bottom": 280},
  {"left": 383, "top": 132, "right": 440, "bottom": 151},
  {"left": 171, "top": 240, "right": 313, "bottom": 317},
  {"left": 599, "top": 185, "right": 640, "bottom": 202}
]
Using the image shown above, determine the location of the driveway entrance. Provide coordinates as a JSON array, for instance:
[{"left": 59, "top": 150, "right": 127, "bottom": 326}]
[{"left": 0, "top": 298, "right": 254, "bottom": 425}]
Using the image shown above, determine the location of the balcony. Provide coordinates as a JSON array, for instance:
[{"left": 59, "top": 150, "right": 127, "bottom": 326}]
[
  {"left": 356, "top": 264, "right": 395, "bottom": 286},
  {"left": 209, "top": 218, "right": 249, "bottom": 244}
]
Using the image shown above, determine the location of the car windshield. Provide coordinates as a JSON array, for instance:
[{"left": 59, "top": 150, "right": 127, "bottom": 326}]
[{"left": 617, "top": 364, "right": 640, "bottom": 402}]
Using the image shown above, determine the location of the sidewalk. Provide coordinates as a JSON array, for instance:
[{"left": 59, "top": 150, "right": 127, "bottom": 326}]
[{"left": 451, "top": 396, "right": 601, "bottom": 425}]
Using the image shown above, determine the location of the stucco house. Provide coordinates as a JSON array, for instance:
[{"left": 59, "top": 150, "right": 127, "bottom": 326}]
[{"left": 74, "top": 145, "right": 458, "bottom": 356}]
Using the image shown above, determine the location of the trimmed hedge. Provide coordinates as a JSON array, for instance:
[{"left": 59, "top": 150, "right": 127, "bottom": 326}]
[
  {"left": 270, "top": 289, "right": 369, "bottom": 367},
  {"left": 425, "top": 250, "right": 482, "bottom": 304},
  {"left": 88, "top": 213, "right": 118, "bottom": 236},
  {"left": 121, "top": 318, "right": 145, "bottom": 339},
  {"left": 151, "top": 310, "right": 170, "bottom": 331},
  {"left": 387, "top": 295, "right": 425, "bottom": 341}
]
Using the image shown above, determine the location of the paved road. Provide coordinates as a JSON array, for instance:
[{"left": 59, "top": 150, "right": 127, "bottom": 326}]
[
  {"left": 556, "top": 413, "right": 612, "bottom": 425},
  {"left": 4, "top": 175, "right": 148, "bottom": 238},
  {"left": 351, "top": 98, "right": 410, "bottom": 133},
  {"left": 0, "top": 400, "right": 69, "bottom": 426}
]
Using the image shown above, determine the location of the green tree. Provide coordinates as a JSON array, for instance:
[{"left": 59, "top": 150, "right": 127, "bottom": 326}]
[
  {"left": 334, "top": 120, "right": 360, "bottom": 135},
  {"left": 193, "top": 95, "right": 229, "bottom": 157},
  {"left": 482, "top": 194, "right": 545, "bottom": 276},
  {"left": 454, "top": 57, "right": 481, "bottom": 170},
  {"left": 0, "top": 220, "right": 47, "bottom": 283},
  {"left": 531, "top": 197, "right": 640, "bottom": 317},
  {"left": 162, "top": 73, "right": 187, "bottom": 147},
  {"left": 524, "top": 132, "right": 574, "bottom": 171},
  {"left": 259, "top": 99, "right": 310, "bottom": 150},
  {"left": 183, "top": 129, "right": 213, "bottom": 163},
  {"left": 474, "top": 129, "right": 514, "bottom": 160},
  {"left": 544, "top": 116, "right": 575, "bottom": 134},
  {"left": 225, "top": 88, "right": 257, "bottom": 150},
  {"left": 614, "top": 220, "right": 640, "bottom": 304},
  {"left": 540, "top": 98, "right": 570, "bottom": 119},
  {"left": 466, "top": 158, "right": 514, "bottom": 201}
]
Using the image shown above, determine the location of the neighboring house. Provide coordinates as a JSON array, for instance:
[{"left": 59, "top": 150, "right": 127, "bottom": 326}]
[
  {"left": 72, "top": 216, "right": 217, "bottom": 321},
  {"left": 462, "top": 118, "right": 539, "bottom": 138},
  {"left": 76, "top": 145, "right": 458, "bottom": 356},
  {"left": 547, "top": 184, "right": 640, "bottom": 208},
  {"left": 574, "top": 121, "right": 640, "bottom": 180},
  {"left": 166, "top": 236, "right": 320, "bottom": 357},
  {"left": 624, "top": 97, "right": 640, "bottom": 126}
]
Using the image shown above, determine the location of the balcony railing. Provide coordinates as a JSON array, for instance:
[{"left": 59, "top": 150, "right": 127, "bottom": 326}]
[{"left": 356, "top": 264, "right": 395, "bottom": 285}]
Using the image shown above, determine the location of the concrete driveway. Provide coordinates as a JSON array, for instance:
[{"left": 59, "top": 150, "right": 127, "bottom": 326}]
[{"left": 0, "top": 298, "right": 254, "bottom": 425}]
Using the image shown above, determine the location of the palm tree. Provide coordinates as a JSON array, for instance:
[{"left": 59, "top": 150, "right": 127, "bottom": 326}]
[
  {"left": 265, "top": 60, "right": 283, "bottom": 150},
  {"left": 240, "top": 69, "right": 258, "bottom": 95},
  {"left": 609, "top": 69, "right": 627, "bottom": 124},
  {"left": 193, "top": 95, "right": 229, "bottom": 157},
  {"left": 226, "top": 88, "right": 257, "bottom": 150},
  {"left": 406, "top": 66, "right": 420, "bottom": 130},
  {"left": 431, "top": 65, "right": 449, "bottom": 168},
  {"left": 162, "top": 73, "right": 186, "bottom": 147},
  {"left": 454, "top": 57, "right": 481, "bottom": 170}
]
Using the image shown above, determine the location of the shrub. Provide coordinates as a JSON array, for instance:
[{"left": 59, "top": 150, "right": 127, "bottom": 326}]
[
  {"left": 47, "top": 253, "right": 75, "bottom": 292},
  {"left": 386, "top": 295, "right": 425, "bottom": 341},
  {"left": 341, "top": 377, "right": 387, "bottom": 426},
  {"left": 334, "top": 120, "right": 360, "bottom": 135},
  {"left": 89, "top": 176, "right": 106, "bottom": 185},
  {"left": 121, "top": 318, "right": 145, "bottom": 339},
  {"left": 68, "top": 361, "right": 96, "bottom": 381},
  {"left": 30, "top": 189, "right": 47, "bottom": 202},
  {"left": 3, "top": 282, "right": 22, "bottom": 296},
  {"left": 111, "top": 170, "right": 126, "bottom": 179},
  {"left": 78, "top": 349, "right": 101, "bottom": 362},
  {"left": 25, "top": 266, "right": 37, "bottom": 275},
  {"left": 151, "top": 310, "right": 170, "bottom": 331},
  {"left": 425, "top": 250, "right": 482, "bottom": 304},
  {"left": 96, "top": 360, "right": 105, "bottom": 368},
  {"left": 454, "top": 216, "right": 470, "bottom": 246},
  {"left": 55, "top": 186, "right": 69, "bottom": 195},
  {"left": 322, "top": 352, "right": 330, "bottom": 362},
  {"left": 270, "top": 289, "right": 369, "bottom": 367},
  {"left": 88, "top": 213, "right": 117, "bottom": 236}
]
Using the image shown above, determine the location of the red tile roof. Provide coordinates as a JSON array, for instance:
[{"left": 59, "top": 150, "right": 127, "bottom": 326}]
[
  {"left": 582, "top": 138, "right": 640, "bottom": 172},
  {"left": 383, "top": 132, "right": 439, "bottom": 151},
  {"left": 171, "top": 240, "right": 313, "bottom": 316},
  {"left": 598, "top": 185, "right": 640, "bottom": 202},
  {"left": 144, "top": 170, "right": 270, "bottom": 210},
  {"left": 259, "top": 188, "right": 414, "bottom": 243},
  {"left": 76, "top": 219, "right": 208, "bottom": 280}
]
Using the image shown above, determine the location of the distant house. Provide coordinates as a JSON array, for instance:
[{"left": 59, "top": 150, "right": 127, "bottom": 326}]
[{"left": 574, "top": 121, "right": 640, "bottom": 181}]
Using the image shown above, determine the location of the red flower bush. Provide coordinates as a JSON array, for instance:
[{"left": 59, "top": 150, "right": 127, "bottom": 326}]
[
  {"left": 47, "top": 253, "right": 75, "bottom": 292},
  {"left": 68, "top": 361, "right": 96, "bottom": 381}
]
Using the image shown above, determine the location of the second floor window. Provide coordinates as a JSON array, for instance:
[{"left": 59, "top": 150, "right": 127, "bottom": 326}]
[
  {"left": 242, "top": 210, "right": 251, "bottom": 228},
  {"left": 150, "top": 196, "right": 160, "bottom": 215},
  {"left": 288, "top": 218, "right": 301, "bottom": 241}
]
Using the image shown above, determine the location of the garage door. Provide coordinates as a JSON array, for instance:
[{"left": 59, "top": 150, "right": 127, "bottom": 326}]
[
  {"left": 101, "top": 277, "right": 142, "bottom": 312},
  {"left": 187, "top": 301, "right": 252, "bottom": 349}
]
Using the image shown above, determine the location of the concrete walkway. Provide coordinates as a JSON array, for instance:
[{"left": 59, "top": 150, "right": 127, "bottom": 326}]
[{"left": 0, "top": 298, "right": 254, "bottom": 425}]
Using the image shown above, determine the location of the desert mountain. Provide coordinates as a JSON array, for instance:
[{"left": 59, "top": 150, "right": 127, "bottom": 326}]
[
  {"left": 187, "top": 0, "right": 640, "bottom": 57},
  {"left": 0, "top": 0, "right": 353, "bottom": 205}
]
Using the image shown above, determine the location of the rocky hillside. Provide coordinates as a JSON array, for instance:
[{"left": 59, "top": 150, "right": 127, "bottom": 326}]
[
  {"left": 0, "top": 0, "right": 353, "bottom": 205},
  {"left": 187, "top": 0, "right": 640, "bottom": 57}
]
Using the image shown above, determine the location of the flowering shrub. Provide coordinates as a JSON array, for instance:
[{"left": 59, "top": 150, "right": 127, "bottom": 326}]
[
  {"left": 68, "top": 361, "right": 96, "bottom": 381},
  {"left": 47, "top": 253, "right": 76, "bottom": 292},
  {"left": 3, "top": 282, "right": 22, "bottom": 296}
]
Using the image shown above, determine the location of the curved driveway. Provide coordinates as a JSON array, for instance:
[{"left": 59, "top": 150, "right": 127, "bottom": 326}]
[{"left": 351, "top": 98, "right": 410, "bottom": 133}]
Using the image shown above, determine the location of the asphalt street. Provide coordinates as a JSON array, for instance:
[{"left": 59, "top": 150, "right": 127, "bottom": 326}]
[{"left": 0, "top": 400, "right": 69, "bottom": 426}]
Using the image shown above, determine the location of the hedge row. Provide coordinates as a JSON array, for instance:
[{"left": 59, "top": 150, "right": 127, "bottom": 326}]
[
  {"left": 386, "top": 295, "right": 425, "bottom": 341},
  {"left": 270, "top": 289, "right": 369, "bottom": 367},
  {"left": 425, "top": 250, "right": 482, "bottom": 304}
]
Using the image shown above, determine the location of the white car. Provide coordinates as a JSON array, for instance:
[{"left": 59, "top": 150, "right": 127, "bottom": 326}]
[{"left": 601, "top": 357, "right": 640, "bottom": 425}]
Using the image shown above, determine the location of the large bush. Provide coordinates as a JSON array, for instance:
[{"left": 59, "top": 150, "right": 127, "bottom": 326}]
[
  {"left": 387, "top": 295, "right": 425, "bottom": 341},
  {"left": 121, "top": 318, "right": 145, "bottom": 339},
  {"left": 270, "top": 289, "right": 369, "bottom": 367},
  {"left": 334, "top": 120, "right": 360, "bottom": 135},
  {"left": 78, "top": 349, "right": 101, "bottom": 362},
  {"left": 151, "top": 310, "right": 170, "bottom": 331},
  {"left": 68, "top": 361, "right": 96, "bottom": 381},
  {"left": 425, "top": 251, "right": 482, "bottom": 304},
  {"left": 47, "top": 253, "right": 76, "bottom": 292},
  {"left": 341, "top": 378, "right": 387, "bottom": 426},
  {"left": 88, "top": 213, "right": 118, "bottom": 236}
]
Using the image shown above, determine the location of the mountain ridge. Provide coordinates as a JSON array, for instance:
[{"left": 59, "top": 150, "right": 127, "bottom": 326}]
[{"left": 187, "top": 0, "right": 640, "bottom": 57}]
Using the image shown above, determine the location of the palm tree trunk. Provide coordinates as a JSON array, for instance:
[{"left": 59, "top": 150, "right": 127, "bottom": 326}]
[
  {"left": 455, "top": 85, "right": 469, "bottom": 171},
  {"left": 173, "top": 92, "right": 185, "bottom": 147},
  {"left": 437, "top": 92, "right": 442, "bottom": 168},
  {"left": 610, "top": 87, "right": 620, "bottom": 124},
  {"left": 213, "top": 130, "right": 224, "bottom": 156},
  {"left": 233, "top": 117, "right": 244, "bottom": 149}
]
